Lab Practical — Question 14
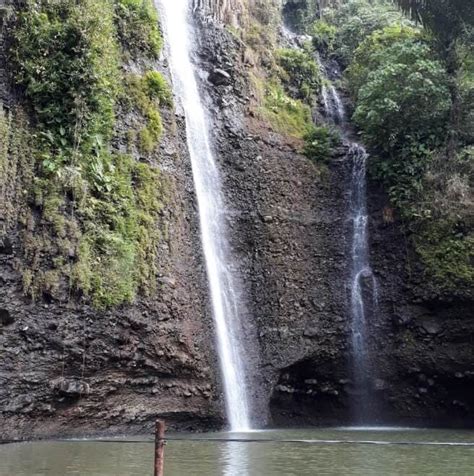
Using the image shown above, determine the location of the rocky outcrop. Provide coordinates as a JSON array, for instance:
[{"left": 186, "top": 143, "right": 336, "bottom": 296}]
[
  {"left": 0, "top": 110, "right": 224, "bottom": 438},
  {"left": 193, "top": 0, "right": 247, "bottom": 26}
]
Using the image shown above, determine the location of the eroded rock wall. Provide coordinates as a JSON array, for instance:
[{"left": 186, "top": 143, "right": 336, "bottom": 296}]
[{"left": 193, "top": 3, "right": 474, "bottom": 428}]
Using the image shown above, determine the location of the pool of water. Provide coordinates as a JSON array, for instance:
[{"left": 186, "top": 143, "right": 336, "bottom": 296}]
[{"left": 1, "top": 428, "right": 473, "bottom": 475}]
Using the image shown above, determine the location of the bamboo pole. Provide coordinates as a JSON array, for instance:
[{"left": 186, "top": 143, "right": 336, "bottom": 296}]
[{"left": 154, "top": 420, "right": 166, "bottom": 476}]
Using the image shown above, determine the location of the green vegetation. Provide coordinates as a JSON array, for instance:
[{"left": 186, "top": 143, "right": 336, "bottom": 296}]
[
  {"left": 73, "top": 154, "right": 166, "bottom": 308},
  {"left": 315, "top": 0, "right": 473, "bottom": 295},
  {"left": 13, "top": 0, "right": 119, "bottom": 160},
  {"left": 303, "top": 126, "right": 341, "bottom": 163},
  {"left": 0, "top": 107, "right": 34, "bottom": 235},
  {"left": 282, "top": 0, "right": 319, "bottom": 33},
  {"left": 123, "top": 71, "right": 173, "bottom": 153},
  {"left": 315, "top": 0, "right": 408, "bottom": 67},
  {"left": 260, "top": 82, "right": 313, "bottom": 138},
  {"left": 310, "top": 20, "right": 337, "bottom": 52},
  {"left": 350, "top": 27, "right": 451, "bottom": 209},
  {"left": 276, "top": 48, "right": 321, "bottom": 102},
  {"left": 9, "top": 0, "right": 168, "bottom": 308},
  {"left": 114, "top": 0, "right": 162, "bottom": 59},
  {"left": 144, "top": 71, "right": 173, "bottom": 106},
  {"left": 391, "top": 0, "right": 474, "bottom": 49}
]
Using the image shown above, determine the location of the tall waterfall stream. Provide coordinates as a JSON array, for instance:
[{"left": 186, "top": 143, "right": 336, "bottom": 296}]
[{"left": 157, "top": 0, "right": 252, "bottom": 431}]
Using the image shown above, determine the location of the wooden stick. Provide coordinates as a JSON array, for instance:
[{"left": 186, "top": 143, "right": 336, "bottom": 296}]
[{"left": 154, "top": 420, "right": 166, "bottom": 476}]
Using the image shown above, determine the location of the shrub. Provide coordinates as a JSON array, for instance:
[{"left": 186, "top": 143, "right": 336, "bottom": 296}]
[
  {"left": 276, "top": 48, "right": 321, "bottom": 102},
  {"left": 346, "top": 25, "right": 425, "bottom": 99},
  {"left": 144, "top": 71, "right": 173, "bottom": 107},
  {"left": 114, "top": 0, "right": 162, "bottom": 59},
  {"left": 261, "top": 82, "right": 313, "bottom": 138},
  {"left": 348, "top": 27, "right": 450, "bottom": 211},
  {"left": 310, "top": 20, "right": 337, "bottom": 52},
  {"left": 13, "top": 0, "right": 119, "bottom": 152},
  {"left": 321, "top": 0, "right": 410, "bottom": 66},
  {"left": 303, "top": 126, "right": 341, "bottom": 163}
]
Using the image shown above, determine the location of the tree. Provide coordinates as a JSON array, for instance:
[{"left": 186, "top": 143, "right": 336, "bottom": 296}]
[
  {"left": 391, "top": 0, "right": 474, "bottom": 156},
  {"left": 392, "top": 0, "right": 473, "bottom": 46},
  {"left": 350, "top": 26, "right": 451, "bottom": 210}
]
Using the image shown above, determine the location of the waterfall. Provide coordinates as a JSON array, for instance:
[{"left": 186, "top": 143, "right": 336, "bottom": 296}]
[
  {"left": 281, "top": 21, "right": 377, "bottom": 422},
  {"left": 329, "top": 85, "right": 344, "bottom": 123},
  {"left": 315, "top": 53, "right": 344, "bottom": 124},
  {"left": 348, "top": 143, "right": 377, "bottom": 421},
  {"left": 157, "top": 0, "right": 251, "bottom": 431},
  {"left": 316, "top": 54, "right": 377, "bottom": 421}
]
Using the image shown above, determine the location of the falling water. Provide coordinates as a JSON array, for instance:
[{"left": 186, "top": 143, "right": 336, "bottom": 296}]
[
  {"left": 317, "top": 55, "right": 376, "bottom": 421},
  {"left": 157, "top": 0, "right": 251, "bottom": 431},
  {"left": 348, "top": 143, "right": 377, "bottom": 421},
  {"left": 282, "top": 20, "right": 377, "bottom": 420},
  {"left": 329, "top": 85, "right": 344, "bottom": 123},
  {"left": 315, "top": 53, "right": 344, "bottom": 124}
]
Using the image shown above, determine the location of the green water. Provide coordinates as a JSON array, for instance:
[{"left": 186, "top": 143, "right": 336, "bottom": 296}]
[{"left": 1, "top": 428, "right": 473, "bottom": 475}]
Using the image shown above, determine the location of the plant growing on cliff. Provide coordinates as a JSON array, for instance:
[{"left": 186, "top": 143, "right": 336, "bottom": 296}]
[
  {"left": 319, "top": 0, "right": 409, "bottom": 66},
  {"left": 310, "top": 20, "right": 337, "bottom": 52},
  {"left": 261, "top": 82, "right": 313, "bottom": 138},
  {"left": 276, "top": 48, "right": 321, "bottom": 102},
  {"left": 303, "top": 126, "right": 341, "bottom": 163},
  {"left": 11, "top": 0, "right": 167, "bottom": 308},
  {"left": 123, "top": 71, "right": 173, "bottom": 154},
  {"left": 349, "top": 27, "right": 450, "bottom": 211},
  {"left": 114, "top": 0, "right": 162, "bottom": 59},
  {"left": 340, "top": 6, "right": 473, "bottom": 296},
  {"left": 13, "top": 0, "right": 120, "bottom": 153}
]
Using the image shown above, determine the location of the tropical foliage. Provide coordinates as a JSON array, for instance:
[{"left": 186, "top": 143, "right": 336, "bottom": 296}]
[
  {"left": 308, "top": 0, "right": 473, "bottom": 295},
  {"left": 9, "top": 0, "right": 170, "bottom": 308}
]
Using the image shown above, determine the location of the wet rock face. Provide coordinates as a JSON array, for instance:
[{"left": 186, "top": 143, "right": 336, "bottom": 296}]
[
  {"left": 194, "top": 16, "right": 474, "bottom": 428},
  {"left": 194, "top": 16, "right": 352, "bottom": 426},
  {"left": 0, "top": 40, "right": 222, "bottom": 439},
  {"left": 0, "top": 131, "right": 223, "bottom": 438},
  {"left": 0, "top": 308, "right": 14, "bottom": 326}
]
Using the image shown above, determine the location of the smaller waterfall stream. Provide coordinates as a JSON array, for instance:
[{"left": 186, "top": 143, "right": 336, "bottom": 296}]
[
  {"left": 315, "top": 53, "right": 344, "bottom": 124},
  {"left": 313, "top": 39, "right": 378, "bottom": 422},
  {"left": 158, "top": 0, "right": 252, "bottom": 431},
  {"left": 348, "top": 143, "right": 378, "bottom": 422}
]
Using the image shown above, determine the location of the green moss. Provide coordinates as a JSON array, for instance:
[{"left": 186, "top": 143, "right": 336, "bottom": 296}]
[
  {"left": 144, "top": 71, "right": 173, "bottom": 107},
  {"left": 74, "top": 154, "right": 166, "bottom": 308},
  {"left": 74, "top": 227, "right": 136, "bottom": 308},
  {"left": 0, "top": 106, "right": 34, "bottom": 234},
  {"left": 415, "top": 220, "right": 474, "bottom": 295},
  {"left": 124, "top": 72, "right": 169, "bottom": 153},
  {"left": 259, "top": 82, "right": 313, "bottom": 138},
  {"left": 10, "top": 0, "right": 167, "bottom": 308}
]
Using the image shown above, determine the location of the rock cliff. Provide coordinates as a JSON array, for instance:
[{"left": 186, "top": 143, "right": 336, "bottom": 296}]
[{"left": 0, "top": 0, "right": 472, "bottom": 440}]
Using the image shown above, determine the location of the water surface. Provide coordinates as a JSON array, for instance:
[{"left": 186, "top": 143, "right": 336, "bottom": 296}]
[{"left": 1, "top": 428, "right": 473, "bottom": 475}]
